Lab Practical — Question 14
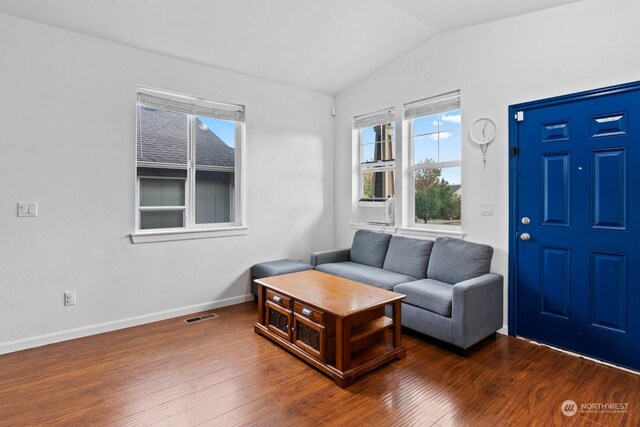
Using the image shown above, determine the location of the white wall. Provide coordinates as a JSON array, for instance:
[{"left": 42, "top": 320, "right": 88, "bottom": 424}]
[
  {"left": 333, "top": 0, "right": 640, "bottom": 328},
  {"left": 0, "top": 14, "right": 334, "bottom": 353},
  {"left": 3, "top": 0, "right": 639, "bottom": 353}
]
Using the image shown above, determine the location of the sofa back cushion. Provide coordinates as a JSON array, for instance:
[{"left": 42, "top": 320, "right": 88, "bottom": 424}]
[
  {"left": 383, "top": 236, "right": 434, "bottom": 279},
  {"left": 427, "top": 237, "right": 493, "bottom": 284},
  {"left": 350, "top": 230, "right": 392, "bottom": 268}
]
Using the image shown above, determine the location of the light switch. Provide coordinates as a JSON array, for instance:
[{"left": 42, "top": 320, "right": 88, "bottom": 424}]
[
  {"left": 480, "top": 202, "right": 494, "bottom": 216},
  {"left": 17, "top": 202, "right": 37, "bottom": 217}
]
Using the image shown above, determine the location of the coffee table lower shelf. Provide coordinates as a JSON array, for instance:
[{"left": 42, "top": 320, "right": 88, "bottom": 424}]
[
  {"left": 254, "top": 323, "right": 406, "bottom": 388},
  {"left": 254, "top": 270, "right": 407, "bottom": 388}
]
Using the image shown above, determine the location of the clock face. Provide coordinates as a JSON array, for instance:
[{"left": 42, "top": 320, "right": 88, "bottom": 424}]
[{"left": 470, "top": 118, "right": 496, "bottom": 145}]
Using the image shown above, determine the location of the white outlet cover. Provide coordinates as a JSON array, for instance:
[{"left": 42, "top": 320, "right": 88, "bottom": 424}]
[
  {"left": 18, "top": 202, "right": 37, "bottom": 217},
  {"left": 64, "top": 292, "right": 76, "bottom": 306},
  {"left": 480, "top": 202, "right": 494, "bottom": 216}
]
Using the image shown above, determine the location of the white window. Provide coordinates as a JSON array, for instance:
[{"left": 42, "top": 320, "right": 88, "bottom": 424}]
[
  {"left": 405, "top": 91, "right": 461, "bottom": 228},
  {"left": 136, "top": 88, "right": 244, "bottom": 231},
  {"left": 354, "top": 108, "right": 395, "bottom": 202}
]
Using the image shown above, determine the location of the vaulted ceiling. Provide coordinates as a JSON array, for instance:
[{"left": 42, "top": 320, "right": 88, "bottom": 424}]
[{"left": 0, "top": 0, "right": 583, "bottom": 95}]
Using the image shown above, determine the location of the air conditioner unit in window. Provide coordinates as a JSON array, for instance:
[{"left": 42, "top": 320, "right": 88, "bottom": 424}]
[{"left": 358, "top": 199, "right": 394, "bottom": 224}]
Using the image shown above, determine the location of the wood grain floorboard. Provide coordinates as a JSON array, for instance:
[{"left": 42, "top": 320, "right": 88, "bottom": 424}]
[{"left": 0, "top": 301, "right": 639, "bottom": 426}]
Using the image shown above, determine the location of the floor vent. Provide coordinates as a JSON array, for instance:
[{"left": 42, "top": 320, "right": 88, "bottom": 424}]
[{"left": 184, "top": 313, "right": 218, "bottom": 324}]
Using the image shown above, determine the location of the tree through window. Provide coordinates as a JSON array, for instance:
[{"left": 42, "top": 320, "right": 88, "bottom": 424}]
[{"left": 405, "top": 91, "right": 461, "bottom": 227}]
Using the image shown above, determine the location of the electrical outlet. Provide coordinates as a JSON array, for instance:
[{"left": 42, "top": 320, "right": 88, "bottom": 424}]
[{"left": 64, "top": 291, "right": 76, "bottom": 306}]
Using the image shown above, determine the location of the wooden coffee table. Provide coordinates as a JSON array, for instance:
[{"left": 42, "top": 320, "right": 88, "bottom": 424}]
[{"left": 254, "top": 269, "right": 406, "bottom": 387}]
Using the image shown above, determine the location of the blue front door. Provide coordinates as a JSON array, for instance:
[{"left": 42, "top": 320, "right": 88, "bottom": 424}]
[{"left": 512, "top": 82, "right": 640, "bottom": 370}]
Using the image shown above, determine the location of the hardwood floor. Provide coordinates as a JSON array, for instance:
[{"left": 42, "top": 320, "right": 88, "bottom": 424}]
[{"left": 0, "top": 302, "right": 638, "bottom": 426}]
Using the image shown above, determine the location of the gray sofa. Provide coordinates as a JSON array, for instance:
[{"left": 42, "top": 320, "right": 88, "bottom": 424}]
[{"left": 311, "top": 230, "right": 503, "bottom": 351}]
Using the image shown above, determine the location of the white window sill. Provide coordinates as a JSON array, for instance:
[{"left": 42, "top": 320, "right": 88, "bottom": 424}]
[
  {"left": 350, "top": 222, "right": 399, "bottom": 233},
  {"left": 350, "top": 222, "right": 465, "bottom": 239},
  {"left": 130, "top": 226, "right": 248, "bottom": 244},
  {"left": 397, "top": 227, "right": 465, "bottom": 239}
]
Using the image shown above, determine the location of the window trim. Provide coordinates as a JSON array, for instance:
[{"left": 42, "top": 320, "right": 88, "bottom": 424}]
[
  {"left": 130, "top": 225, "right": 248, "bottom": 244},
  {"left": 354, "top": 108, "right": 396, "bottom": 203},
  {"left": 405, "top": 92, "right": 462, "bottom": 232},
  {"left": 132, "top": 87, "right": 246, "bottom": 242}
]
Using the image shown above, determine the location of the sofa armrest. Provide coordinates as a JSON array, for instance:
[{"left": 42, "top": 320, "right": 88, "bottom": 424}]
[
  {"left": 451, "top": 273, "right": 504, "bottom": 349},
  {"left": 310, "top": 248, "right": 350, "bottom": 267}
]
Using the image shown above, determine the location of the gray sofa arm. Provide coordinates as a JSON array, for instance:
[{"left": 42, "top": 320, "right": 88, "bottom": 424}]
[
  {"left": 451, "top": 273, "right": 504, "bottom": 349},
  {"left": 310, "top": 248, "right": 350, "bottom": 267}
]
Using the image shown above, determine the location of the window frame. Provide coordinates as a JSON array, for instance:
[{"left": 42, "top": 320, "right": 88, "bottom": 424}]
[
  {"left": 132, "top": 87, "right": 246, "bottom": 242},
  {"left": 405, "top": 91, "right": 462, "bottom": 232},
  {"left": 353, "top": 107, "right": 397, "bottom": 201}
]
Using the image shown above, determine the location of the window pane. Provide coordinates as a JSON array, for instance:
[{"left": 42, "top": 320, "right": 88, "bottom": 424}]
[
  {"left": 413, "top": 116, "right": 461, "bottom": 164},
  {"left": 363, "top": 126, "right": 377, "bottom": 144},
  {"left": 362, "top": 143, "right": 376, "bottom": 163},
  {"left": 414, "top": 134, "right": 439, "bottom": 164},
  {"left": 438, "top": 110, "right": 461, "bottom": 132},
  {"left": 140, "top": 210, "right": 184, "bottom": 229},
  {"left": 139, "top": 178, "right": 185, "bottom": 207},
  {"left": 439, "top": 128, "right": 461, "bottom": 163},
  {"left": 361, "top": 123, "right": 394, "bottom": 163},
  {"left": 195, "top": 171, "right": 235, "bottom": 224},
  {"left": 137, "top": 105, "right": 188, "bottom": 166},
  {"left": 195, "top": 116, "right": 236, "bottom": 224},
  {"left": 195, "top": 116, "right": 236, "bottom": 165},
  {"left": 378, "top": 137, "right": 394, "bottom": 161},
  {"left": 414, "top": 115, "right": 439, "bottom": 136},
  {"left": 362, "top": 170, "right": 395, "bottom": 200},
  {"left": 362, "top": 141, "right": 394, "bottom": 163},
  {"left": 414, "top": 166, "right": 461, "bottom": 225}
]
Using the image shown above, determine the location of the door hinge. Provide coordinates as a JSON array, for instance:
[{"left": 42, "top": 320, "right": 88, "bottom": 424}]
[
  {"left": 515, "top": 111, "right": 524, "bottom": 122},
  {"left": 511, "top": 147, "right": 518, "bottom": 156}
]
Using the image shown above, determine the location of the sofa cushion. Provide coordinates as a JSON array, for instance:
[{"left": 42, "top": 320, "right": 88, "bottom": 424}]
[
  {"left": 315, "top": 262, "right": 415, "bottom": 290},
  {"left": 349, "top": 230, "right": 392, "bottom": 268},
  {"left": 251, "top": 259, "right": 313, "bottom": 279},
  {"left": 427, "top": 237, "right": 493, "bottom": 284},
  {"left": 383, "top": 236, "right": 434, "bottom": 279},
  {"left": 394, "top": 279, "right": 453, "bottom": 317}
]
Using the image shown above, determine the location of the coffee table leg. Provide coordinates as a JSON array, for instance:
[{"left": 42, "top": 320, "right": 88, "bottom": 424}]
[
  {"left": 257, "top": 284, "right": 265, "bottom": 325},
  {"left": 393, "top": 300, "right": 402, "bottom": 349},
  {"left": 335, "top": 316, "right": 351, "bottom": 372}
]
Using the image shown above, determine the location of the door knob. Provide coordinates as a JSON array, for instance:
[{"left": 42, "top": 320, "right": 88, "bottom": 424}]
[{"left": 520, "top": 233, "right": 531, "bottom": 241}]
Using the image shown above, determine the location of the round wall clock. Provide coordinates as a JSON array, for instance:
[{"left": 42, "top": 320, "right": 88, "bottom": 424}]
[{"left": 470, "top": 118, "right": 497, "bottom": 145}]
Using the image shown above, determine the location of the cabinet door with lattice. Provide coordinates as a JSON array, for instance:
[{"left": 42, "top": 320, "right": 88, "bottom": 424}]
[
  {"left": 265, "top": 301, "right": 292, "bottom": 341},
  {"left": 293, "top": 313, "right": 326, "bottom": 361}
]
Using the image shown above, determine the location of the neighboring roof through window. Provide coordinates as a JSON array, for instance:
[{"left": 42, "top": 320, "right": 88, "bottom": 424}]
[{"left": 136, "top": 106, "right": 235, "bottom": 168}]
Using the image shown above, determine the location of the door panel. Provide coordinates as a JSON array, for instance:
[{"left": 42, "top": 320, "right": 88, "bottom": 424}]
[
  {"left": 589, "top": 251, "right": 627, "bottom": 333},
  {"left": 542, "top": 153, "right": 570, "bottom": 225},
  {"left": 540, "top": 246, "right": 571, "bottom": 319},
  {"left": 513, "top": 83, "right": 640, "bottom": 371},
  {"left": 591, "top": 149, "right": 626, "bottom": 229}
]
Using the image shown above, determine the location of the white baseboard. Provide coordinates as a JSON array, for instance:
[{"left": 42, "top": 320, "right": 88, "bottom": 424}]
[
  {"left": 0, "top": 294, "right": 254, "bottom": 356},
  {"left": 497, "top": 325, "right": 508, "bottom": 335}
]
